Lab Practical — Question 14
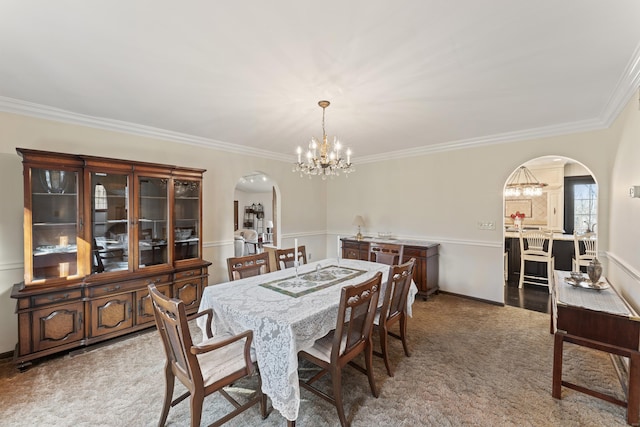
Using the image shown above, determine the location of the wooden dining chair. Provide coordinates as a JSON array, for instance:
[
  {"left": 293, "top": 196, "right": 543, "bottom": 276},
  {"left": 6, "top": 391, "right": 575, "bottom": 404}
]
[
  {"left": 274, "top": 245, "right": 307, "bottom": 270},
  {"left": 368, "top": 242, "right": 403, "bottom": 266},
  {"left": 373, "top": 258, "right": 415, "bottom": 377},
  {"left": 227, "top": 252, "right": 271, "bottom": 281},
  {"left": 298, "top": 272, "right": 382, "bottom": 427},
  {"left": 148, "top": 284, "right": 268, "bottom": 427},
  {"left": 518, "top": 230, "right": 554, "bottom": 289}
]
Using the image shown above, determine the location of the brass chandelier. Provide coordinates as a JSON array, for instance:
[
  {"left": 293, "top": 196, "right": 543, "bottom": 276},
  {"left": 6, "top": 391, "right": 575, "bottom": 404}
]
[{"left": 293, "top": 100, "right": 354, "bottom": 179}]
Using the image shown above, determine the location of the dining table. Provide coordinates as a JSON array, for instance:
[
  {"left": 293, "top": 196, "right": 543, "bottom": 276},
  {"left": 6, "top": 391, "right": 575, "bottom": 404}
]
[{"left": 196, "top": 258, "right": 418, "bottom": 422}]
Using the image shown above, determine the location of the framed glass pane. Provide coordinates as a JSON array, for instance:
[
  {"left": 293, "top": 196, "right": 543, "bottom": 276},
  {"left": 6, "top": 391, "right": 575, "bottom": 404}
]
[
  {"left": 91, "top": 172, "right": 129, "bottom": 274},
  {"left": 138, "top": 177, "right": 168, "bottom": 267},
  {"left": 174, "top": 180, "right": 200, "bottom": 261},
  {"left": 31, "top": 168, "right": 78, "bottom": 281}
]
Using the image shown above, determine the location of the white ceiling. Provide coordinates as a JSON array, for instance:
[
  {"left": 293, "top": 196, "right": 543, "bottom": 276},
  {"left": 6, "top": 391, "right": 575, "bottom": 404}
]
[{"left": 1, "top": 1, "right": 640, "bottom": 162}]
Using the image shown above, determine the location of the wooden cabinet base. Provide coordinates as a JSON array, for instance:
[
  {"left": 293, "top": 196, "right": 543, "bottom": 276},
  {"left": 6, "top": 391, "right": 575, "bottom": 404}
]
[
  {"left": 11, "top": 261, "right": 210, "bottom": 368},
  {"left": 341, "top": 238, "right": 439, "bottom": 299}
]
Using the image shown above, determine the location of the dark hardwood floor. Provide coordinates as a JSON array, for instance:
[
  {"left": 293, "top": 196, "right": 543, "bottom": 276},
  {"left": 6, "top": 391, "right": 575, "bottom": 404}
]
[{"left": 504, "top": 276, "right": 551, "bottom": 314}]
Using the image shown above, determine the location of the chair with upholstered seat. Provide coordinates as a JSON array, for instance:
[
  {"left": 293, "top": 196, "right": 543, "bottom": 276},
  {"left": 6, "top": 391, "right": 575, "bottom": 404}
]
[
  {"left": 148, "top": 284, "right": 268, "bottom": 427},
  {"left": 274, "top": 245, "right": 307, "bottom": 270},
  {"left": 573, "top": 232, "right": 597, "bottom": 272},
  {"left": 368, "top": 242, "right": 403, "bottom": 266},
  {"left": 373, "top": 258, "right": 415, "bottom": 377},
  {"left": 518, "top": 230, "right": 554, "bottom": 290},
  {"left": 227, "top": 252, "right": 271, "bottom": 281},
  {"left": 298, "top": 272, "right": 382, "bottom": 427}
]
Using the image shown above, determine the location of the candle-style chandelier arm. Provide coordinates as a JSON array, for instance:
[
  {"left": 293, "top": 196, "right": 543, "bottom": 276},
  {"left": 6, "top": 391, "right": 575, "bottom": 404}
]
[{"left": 293, "top": 100, "right": 354, "bottom": 179}]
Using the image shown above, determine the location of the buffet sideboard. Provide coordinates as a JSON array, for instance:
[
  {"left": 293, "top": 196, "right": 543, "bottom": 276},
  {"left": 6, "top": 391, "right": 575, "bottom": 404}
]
[{"left": 341, "top": 237, "right": 439, "bottom": 299}]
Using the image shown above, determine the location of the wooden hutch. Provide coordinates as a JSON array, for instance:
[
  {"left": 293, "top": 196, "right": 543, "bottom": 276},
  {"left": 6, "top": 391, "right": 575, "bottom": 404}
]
[
  {"left": 11, "top": 148, "right": 211, "bottom": 368},
  {"left": 341, "top": 237, "right": 439, "bottom": 299}
]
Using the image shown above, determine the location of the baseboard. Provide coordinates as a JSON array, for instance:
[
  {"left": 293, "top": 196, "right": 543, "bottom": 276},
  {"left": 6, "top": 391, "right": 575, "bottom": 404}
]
[
  {"left": 438, "top": 290, "right": 504, "bottom": 307},
  {"left": 0, "top": 349, "right": 15, "bottom": 361}
]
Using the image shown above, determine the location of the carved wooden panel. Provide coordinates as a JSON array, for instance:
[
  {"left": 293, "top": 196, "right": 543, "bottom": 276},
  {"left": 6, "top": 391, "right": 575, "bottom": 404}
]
[
  {"left": 135, "top": 284, "right": 171, "bottom": 325},
  {"left": 32, "top": 302, "right": 84, "bottom": 352},
  {"left": 174, "top": 279, "right": 201, "bottom": 313},
  {"left": 90, "top": 294, "right": 133, "bottom": 337}
]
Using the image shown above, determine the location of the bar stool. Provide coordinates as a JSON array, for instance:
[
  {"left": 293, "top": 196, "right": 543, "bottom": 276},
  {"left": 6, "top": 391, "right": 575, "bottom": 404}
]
[
  {"left": 572, "top": 231, "right": 597, "bottom": 272},
  {"left": 518, "top": 230, "right": 554, "bottom": 290}
]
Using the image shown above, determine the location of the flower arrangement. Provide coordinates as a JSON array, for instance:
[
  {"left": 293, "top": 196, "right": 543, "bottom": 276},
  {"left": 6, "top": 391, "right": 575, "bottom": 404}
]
[{"left": 510, "top": 211, "right": 525, "bottom": 229}]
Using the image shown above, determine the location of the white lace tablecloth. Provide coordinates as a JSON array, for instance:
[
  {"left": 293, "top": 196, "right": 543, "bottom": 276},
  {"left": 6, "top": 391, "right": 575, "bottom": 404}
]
[{"left": 197, "top": 258, "right": 417, "bottom": 421}]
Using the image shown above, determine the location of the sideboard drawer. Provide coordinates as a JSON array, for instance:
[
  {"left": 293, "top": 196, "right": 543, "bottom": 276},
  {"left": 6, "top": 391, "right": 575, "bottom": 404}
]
[
  {"left": 31, "top": 289, "right": 83, "bottom": 307},
  {"left": 404, "top": 246, "right": 427, "bottom": 258},
  {"left": 175, "top": 268, "right": 202, "bottom": 280}
]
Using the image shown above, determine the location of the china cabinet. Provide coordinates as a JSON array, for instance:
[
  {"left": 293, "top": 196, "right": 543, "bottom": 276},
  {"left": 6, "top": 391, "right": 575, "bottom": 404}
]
[{"left": 11, "top": 148, "right": 210, "bottom": 368}]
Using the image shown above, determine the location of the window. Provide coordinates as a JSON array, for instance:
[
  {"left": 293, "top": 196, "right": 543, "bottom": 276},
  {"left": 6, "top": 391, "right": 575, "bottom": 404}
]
[
  {"left": 564, "top": 175, "right": 597, "bottom": 234},
  {"left": 94, "top": 183, "right": 107, "bottom": 210}
]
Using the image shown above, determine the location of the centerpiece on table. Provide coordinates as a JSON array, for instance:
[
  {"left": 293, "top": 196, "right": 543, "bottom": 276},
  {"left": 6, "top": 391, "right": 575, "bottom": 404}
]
[{"left": 510, "top": 211, "right": 526, "bottom": 229}]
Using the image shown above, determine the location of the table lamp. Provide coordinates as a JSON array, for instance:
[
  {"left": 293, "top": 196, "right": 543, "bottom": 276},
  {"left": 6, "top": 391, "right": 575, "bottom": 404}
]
[
  {"left": 266, "top": 220, "right": 273, "bottom": 233},
  {"left": 352, "top": 215, "right": 365, "bottom": 241}
]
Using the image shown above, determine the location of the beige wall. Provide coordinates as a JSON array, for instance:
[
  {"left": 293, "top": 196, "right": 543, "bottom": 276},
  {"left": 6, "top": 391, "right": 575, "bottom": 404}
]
[
  {"left": 0, "top": 111, "right": 328, "bottom": 353},
  {"left": 608, "top": 97, "right": 640, "bottom": 309},
  {"left": 327, "top": 111, "right": 623, "bottom": 303},
  {"left": 0, "top": 96, "right": 635, "bottom": 354}
]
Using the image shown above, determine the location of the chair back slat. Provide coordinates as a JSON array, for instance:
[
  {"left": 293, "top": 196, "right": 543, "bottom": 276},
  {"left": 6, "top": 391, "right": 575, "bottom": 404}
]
[
  {"left": 573, "top": 232, "right": 597, "bottom": 271},
  {"left": 519, "top": 230, "right": 554, "bottom": 255},
  {"left": 275, "top": 246, "right": 307, "bottom": 270},
  {"left": 369, "top": 242, "right": 403, "bottom": 266},
  {"left": 227, "top": 252, "right": 271, "bottom": 281},
  {"left": 332, "top": 272, "right": 381, "bottom": 363},
  {"left": 383, "top": 258, "right": 415, "bottom": 322},
  {"left": 149, "top": 284, "right": 201, "bottom": 387}
]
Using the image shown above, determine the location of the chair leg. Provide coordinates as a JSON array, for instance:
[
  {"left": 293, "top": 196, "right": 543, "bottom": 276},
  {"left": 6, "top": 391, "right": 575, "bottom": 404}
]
[
  {"left": 159, "top": 367, "right": 174, "bottom": 427},
  {"left": 365, "top": 342, "right": 379, "bottom": 398},
  {"left": 190, "top": 390, "right": 204, "bottom": 427},
  {"left": 257, "top": 370, "right": 268, "bottom": 419},
  {"left": 379, "top": 326, "right": 393, "bottom": 377},
  {"left": 331, "top": 368, "right": 349, "bottom": 427},
  {"left": 519, "top": 258, "right": 525, "bottom": 288},
  {"left": 399, "top": 314, "right": 411, "bottom": 357}
]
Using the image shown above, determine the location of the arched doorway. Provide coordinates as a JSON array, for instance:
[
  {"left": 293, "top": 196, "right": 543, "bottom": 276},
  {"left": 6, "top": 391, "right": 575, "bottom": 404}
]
[
  {"left": 233, "top": 171, "right": 280, "bottom": 256},
  {"left": 502, "top": 156, "right": 598, "bottom": 312}
]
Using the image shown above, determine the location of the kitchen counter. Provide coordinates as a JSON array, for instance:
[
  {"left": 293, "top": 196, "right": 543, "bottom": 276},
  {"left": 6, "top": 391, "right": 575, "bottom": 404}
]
[{"left": 504, "top": 230, "right": 574, "bottom": 241}]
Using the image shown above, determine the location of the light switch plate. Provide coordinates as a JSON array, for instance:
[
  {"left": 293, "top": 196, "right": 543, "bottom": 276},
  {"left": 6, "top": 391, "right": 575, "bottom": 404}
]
[
  {"left": 478, "top": 221, "right": 496, "bottom": 230},
  {"left": 630, "top": 186, "right": 640, "bottom": 198}
]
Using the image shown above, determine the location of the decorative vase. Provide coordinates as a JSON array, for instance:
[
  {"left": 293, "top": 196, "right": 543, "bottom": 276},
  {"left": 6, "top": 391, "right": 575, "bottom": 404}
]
[
  {"left": 587, "top": 257, "right": 602, "bottom": 283},
  {"left": 514, "top": 217, "right": 522, "bottom": 229}
]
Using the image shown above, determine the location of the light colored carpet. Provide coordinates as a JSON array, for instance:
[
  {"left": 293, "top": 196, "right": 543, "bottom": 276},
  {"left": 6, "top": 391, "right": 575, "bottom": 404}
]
[{"left": 0, "top": 294, "right": 629, "bottom": 426}]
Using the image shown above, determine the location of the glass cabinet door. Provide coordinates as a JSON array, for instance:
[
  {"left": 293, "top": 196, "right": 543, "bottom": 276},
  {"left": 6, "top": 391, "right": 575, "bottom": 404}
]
[
  {"left": 174, "top": 179, "right": 200, "bottom": 261},
  {"left": 30, "top": 168, "right": 79, "bottom": 282},
  {"left": 138, "top": 177, "right": 169, "bottom": 268},
  {"left": 91, "top": 172, "right": 129, "bottom": 274}
]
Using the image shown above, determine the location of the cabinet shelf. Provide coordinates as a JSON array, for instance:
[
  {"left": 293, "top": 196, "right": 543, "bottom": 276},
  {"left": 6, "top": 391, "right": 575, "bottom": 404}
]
[{"left": 33, "top": 222, "right": 77, "bottom": 227}]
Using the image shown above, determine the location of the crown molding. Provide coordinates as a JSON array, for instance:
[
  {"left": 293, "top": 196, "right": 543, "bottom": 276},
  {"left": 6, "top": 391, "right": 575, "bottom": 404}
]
[
  {"left": 0, "top": 96, "right": 291, "bottom": 162},
  {"left": 2, "top": 39, "right": 639, "bottom": 166}
]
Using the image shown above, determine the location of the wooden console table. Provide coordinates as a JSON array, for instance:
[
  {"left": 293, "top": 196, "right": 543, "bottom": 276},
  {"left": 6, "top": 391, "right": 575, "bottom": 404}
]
[
  {"left": 341, "top": 237, "right": 439, "bottom": 299},
  {"left": 551, "top": 270, "right": 640, "bottom": 425}
]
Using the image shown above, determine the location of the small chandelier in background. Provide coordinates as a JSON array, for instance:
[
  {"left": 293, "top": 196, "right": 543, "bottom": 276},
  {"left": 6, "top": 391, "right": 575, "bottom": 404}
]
[
  {"left": 504, "top": 166, "right": 548, "bottom": 197},
  {"left": 293, "top": 100, "right": 354, "bottom": 179}
]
